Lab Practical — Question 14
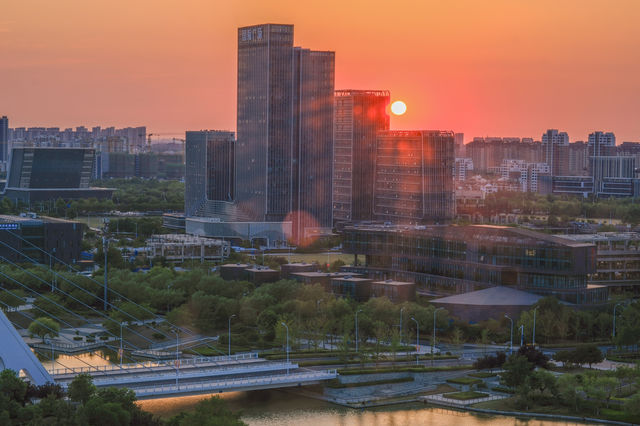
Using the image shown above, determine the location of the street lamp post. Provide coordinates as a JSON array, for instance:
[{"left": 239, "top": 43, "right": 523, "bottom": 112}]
[
  {"left": 411, "top": 317, "right": 419, "bottom": 365},
  {"left": 171, "top": 329, "right": 179, "bottom": 388},
  {"left": 400, "top": 307, "right": 405, "bottom": 348},
  {"left": 532, "top": 307, "right": 538, "bottom": 347},
  {"left": 519, "top": 324, "right": 524, "bottom": 347},
  {"left": 613, "top": 302, "right": 623, "bottom": 338},
  {"left": 120, "top": 322, "right": 124, "bottom": 368},
  {"left": 228, "top": 314, "right": 236, "bottom": 359},
  {"left": 433, "top": 307, "right": 443, "bottom": 360},
  {"left": 103, "top": 235, "right": 108, "bottom": 310},
  {"left": 281, "top": 322, "right": 289, "bottom": 374},
  {"left": 505, "top": 314, "right": 513, "bottom": 354},
  {"left": 355, "top": 309, "right": 363, "bottom": 353}
]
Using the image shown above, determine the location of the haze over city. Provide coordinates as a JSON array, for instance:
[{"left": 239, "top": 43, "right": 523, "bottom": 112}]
[{"left": 3, "top": 0, "right": 640, "bottom": 141}]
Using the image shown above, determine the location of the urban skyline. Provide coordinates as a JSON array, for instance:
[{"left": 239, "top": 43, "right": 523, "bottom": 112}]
[{"left": 2, "top": 1, "right": 640, "bottom": 142}]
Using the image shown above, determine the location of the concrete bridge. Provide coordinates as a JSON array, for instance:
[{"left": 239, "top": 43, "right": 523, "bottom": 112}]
[{"left": 1, "top": 309, "right": 336, "bottom": 399}]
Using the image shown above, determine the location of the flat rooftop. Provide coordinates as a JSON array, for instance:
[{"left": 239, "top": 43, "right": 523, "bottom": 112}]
[
  {"left": 344, "top": 224, "right": 594, "bottom": 248},
  {"left": 372, "top": 280, "right": 415, "bottom": 287},
  {"left": 431, "top": 286, "right": 548, "bottom": 306},
  {"left": 556, "top": 232, "right": 640, "bottom": 242}
]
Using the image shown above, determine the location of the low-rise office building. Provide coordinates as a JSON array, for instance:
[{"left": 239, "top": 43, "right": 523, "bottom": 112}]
[
  {"left": 341, "top": 224, "right": 607, "bottom": 305},
  {"left": 370, "top": 279, "right": 415, "bottom": 303},
  {"left": 330, "top": 276, "right": 373, "bottom": 301},
  {"left": 280, "top": 262, "right": 316, "bottom": 279},
  {"left": 146, "top": 234, "right": 229, "bottom": 263},
  {"left": 291, "top": 271, "right": 362, "bottom": 292},
  {"left": 0, "top": 214, "right": 84, "bottom": 265},
  {"left": 556, "top": 232, "right": 640, "bottom": 295}
]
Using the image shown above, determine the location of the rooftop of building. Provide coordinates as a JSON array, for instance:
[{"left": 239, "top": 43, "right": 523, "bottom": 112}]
[
  {"left": 146, "top": 234, "right": 227, "bottom": 245},
  {"left": 0, "top": 214, "right": 82, "bottom": 225},
  {"left": 343, "top": 224, "right": 594, "bottom": 248},
  {"left": 292, "top": 271, "right": 360, "bottom": 278},
  {"left": 331, "top": 276, "right": 373, "bottom": 282},
  {"left": 431, "top": 286, "right": 551, "bottom": 306},
  {"left": 556, "top": 232, "right": 640, "bottom": 242},
  {"left": 245, "top": 266, "right": 279, "bottom": 273},
  {"left": 372, "top": 279, "right": 415, "bottom": 287},
  {"left": 220, "top": 263, "right": 251, "bottom": 268}
]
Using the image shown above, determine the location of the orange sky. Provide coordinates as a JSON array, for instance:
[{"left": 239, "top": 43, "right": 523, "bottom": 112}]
[{"left": 2, "top": 0, "right": 640, "bottom": 142}]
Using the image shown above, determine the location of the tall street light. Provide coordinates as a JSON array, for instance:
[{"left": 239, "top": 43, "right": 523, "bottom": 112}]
[
  {"left": 399, "top": 307, "right": 405, "bottom": 349},
  {"left": 281, "top": 322, "right": 289, "bottom": 374},
  {"left": 410, "top": 317, "right": 419, "bottom": 365},
  {"left": 119, "top": 322, "right": 124, "bottom": 368},
  {"left": 612, "top": 302, "right": 624, "bottom": 338},
  {"left": 228, "top": 314, "right": 236, "bottom": 359},
  {"left": 519, "top": 324, "right": 524, "bottom": 347},
  {"left": 432, "top": 307, "right": 443, "bottom": 360},
  {"left": 355, "top": 309, "right": 363, "bottom": 353},
  {"left": 532, "top": 307, "right": 539, "bottom": 347},
  {"left": 171, "top": 329, "right": 180, "bottom": 388},
  {"left": 505, "top": 314, "right": 513, "bottom": 354}
]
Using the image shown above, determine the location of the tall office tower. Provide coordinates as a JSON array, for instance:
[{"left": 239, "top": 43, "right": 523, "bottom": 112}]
[
  {"left": 374, "top": 130, "right": 455, "bottom": 224},
  {"left": 237, "top": 24, "right": 335, "bottom": 242},
  {"left": 542, "top": 129, "right": 569, "bottom": 176},
  {"left": 292, "top": 48, "right": 335, "bottom": 241},
  {"left": 588, "top": 131, "right": 616, "bottom": 157},
  {"left": 333, "top": 90, "right": 390, "bottom": 223},
  {"left": 0, "top": 116, "right": 8, "bottom": 163},
  {"left": 454, "top": 133, "right": 464, "bottom": 157},
  {"left": 185, "top": 130, "right": 235, "bottom": 218}
]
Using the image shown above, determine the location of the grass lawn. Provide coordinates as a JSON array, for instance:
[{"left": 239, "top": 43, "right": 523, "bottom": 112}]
[
  {"left": 468, "top": 372, "right": 497, "bottom": 378},
  {"left": 446, "top": 377, "right": 482, "bottom": 385},
  {"left": 444, "top": 391, "right": 488, "bottom": 400}
]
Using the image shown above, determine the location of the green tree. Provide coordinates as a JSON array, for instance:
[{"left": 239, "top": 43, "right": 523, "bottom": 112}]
[
  {"left": 573, "top": 344, "right": 604, "bottom": 368},
  {"left": 501, "top": 355, "right": 534, "bottom": 389},
  {"left": 169, "top": 396, "right": 246, "bottom": 426},
  {"left": 28, "top": 317, "right": 60, "bottom": 343},
  {"left": 67, "top": 374, "right": 96, "bottom": 405}
]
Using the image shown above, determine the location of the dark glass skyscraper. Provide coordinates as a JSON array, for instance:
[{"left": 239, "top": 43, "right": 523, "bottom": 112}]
[
  {"left": 333, "top": 90, "right": 390, "bottom": 223},
  {"left": 185, "top": 130, "right": 235, "bottom": 218},
  {"left": 237, "top": 24, "right": 335, "bottom": 243},
  {"left": 373, "top": 130, "right": 455, "bottom": 224}
]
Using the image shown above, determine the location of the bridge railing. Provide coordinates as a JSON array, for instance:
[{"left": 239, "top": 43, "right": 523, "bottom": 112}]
[
  {"left": 50, "top": 352, "right": 259, "bottom": 376},
  {"left": 133, "top": 369, "right": 338, "bottom": 397}
]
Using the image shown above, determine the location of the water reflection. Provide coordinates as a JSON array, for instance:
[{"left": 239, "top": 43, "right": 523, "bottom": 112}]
[
  {"left": 138, "top": 390, "right": 583, "bottom": 425},
  {"left": 34, "top": 349, "right": 116, "bottom": 371}
]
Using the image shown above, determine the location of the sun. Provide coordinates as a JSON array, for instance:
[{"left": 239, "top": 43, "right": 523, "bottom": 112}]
[{"left": 391, "top": 100, "right": 407, "bottom": 116}]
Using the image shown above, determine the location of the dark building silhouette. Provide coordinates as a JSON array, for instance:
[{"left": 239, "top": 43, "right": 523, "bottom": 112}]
[
  {"left": 236, "top": 24, "right": 334, "bottom": 243},
  {"left": 0, "top": 116, "right": 8, "bottom": 164},
  {"left": 333, "top": 90, "right": 390, "bottom": 223},
  {"left": 373, "top": 130, "right": 455, "bottom": 224},
  {"left": 184, "top": 130, "right": 235, "bottom": 218},
  {"left": 2, "top": 147, "right": 112, "bottom": 204}
]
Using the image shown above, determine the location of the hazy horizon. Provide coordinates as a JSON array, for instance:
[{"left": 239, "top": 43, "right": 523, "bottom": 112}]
[{"left": 2, "top": 0, "right": 640, "bottom": 141}]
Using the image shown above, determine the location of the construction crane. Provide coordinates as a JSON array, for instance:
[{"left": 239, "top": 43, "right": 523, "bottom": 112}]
[{"left": 146, "top": 133, "right": 182, "bottom": 152}]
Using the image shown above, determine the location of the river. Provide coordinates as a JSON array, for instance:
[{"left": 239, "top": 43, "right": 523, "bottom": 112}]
[{"left": 138, "top": 390, "right": 583, "bottom": 425}]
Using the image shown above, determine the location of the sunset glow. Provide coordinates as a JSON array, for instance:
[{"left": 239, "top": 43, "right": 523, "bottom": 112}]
[
  {"left": 390, "top": 101, "right": 407, "bottom": 116},
  {"left": 2, "top": 0, "right": 640, "bottom": 140}
]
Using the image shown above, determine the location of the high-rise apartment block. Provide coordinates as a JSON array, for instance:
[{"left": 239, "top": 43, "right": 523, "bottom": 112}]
[
  {"left": 236, "top": 24, "right": 335, "bottom": 242},
  {"left": 588, "top": 131, "right": 616, "bottom": 157},
  {"left": 542, "top": 129, "right": 569, "bottom": 176},
  {"left": 373, "top": 130, "right": 455, "bottom": 224},
  {"left": 333, "top": 90, "right": 390, "bottom": 223}
]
